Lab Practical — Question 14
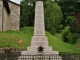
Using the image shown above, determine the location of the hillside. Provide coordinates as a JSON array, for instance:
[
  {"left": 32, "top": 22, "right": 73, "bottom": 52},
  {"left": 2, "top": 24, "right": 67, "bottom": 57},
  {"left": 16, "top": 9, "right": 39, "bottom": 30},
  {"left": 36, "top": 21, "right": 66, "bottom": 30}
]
[{"left": 0, "top": 27, "right": 80, "bottom": 53}]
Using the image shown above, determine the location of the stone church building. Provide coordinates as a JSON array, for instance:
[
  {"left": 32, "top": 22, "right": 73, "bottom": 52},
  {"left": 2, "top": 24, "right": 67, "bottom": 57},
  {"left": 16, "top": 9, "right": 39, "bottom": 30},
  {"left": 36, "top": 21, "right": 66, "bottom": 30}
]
[{"left": 0, "top": 0, "right": 21, "bottom": 31}]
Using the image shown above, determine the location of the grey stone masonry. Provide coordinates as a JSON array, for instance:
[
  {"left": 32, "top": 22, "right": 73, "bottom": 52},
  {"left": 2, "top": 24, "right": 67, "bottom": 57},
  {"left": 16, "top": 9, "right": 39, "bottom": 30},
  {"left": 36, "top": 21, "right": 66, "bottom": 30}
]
[
  {"left": 8, "top": 2, "right": 20, "bottom": 30},
  {"left": 0, "top": 0, "right": 3, "bottom": 31},
  {"left": 31, "top": 1, "right": 48, "bottom": 47},
  {"left": 34, "top": 1, "right": 45, "bottom": 36},
  {"left": 0, "top": 0, "right": 20, "bottom": 31}
]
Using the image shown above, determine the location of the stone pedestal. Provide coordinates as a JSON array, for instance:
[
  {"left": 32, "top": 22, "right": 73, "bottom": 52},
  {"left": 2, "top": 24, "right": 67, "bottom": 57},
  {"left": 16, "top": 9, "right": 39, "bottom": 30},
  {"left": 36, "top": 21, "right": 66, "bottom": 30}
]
[{"left": 23, "top": 35, "right": 59, "bottom": 55}]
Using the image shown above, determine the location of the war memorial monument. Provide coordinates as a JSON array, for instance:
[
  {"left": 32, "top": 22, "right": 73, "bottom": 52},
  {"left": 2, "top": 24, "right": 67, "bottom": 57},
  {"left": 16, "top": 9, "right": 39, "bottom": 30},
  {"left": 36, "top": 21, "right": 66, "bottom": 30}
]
[{"left": 21, "top": 0, "right": 61, "bottom": 58}]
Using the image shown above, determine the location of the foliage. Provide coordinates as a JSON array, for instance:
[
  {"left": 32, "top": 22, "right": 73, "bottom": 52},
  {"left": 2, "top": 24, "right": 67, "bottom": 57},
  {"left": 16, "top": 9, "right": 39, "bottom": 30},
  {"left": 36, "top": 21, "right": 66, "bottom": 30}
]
[
  {"left": 58, "top": 0, "right": 80, "bottom": 45},
  {"left": 61, "top": 26, "right": 80, "bottom": 44},
  {"left": 70, "top": 12, "right": 80, "bottom": 33},
  {"left": 45, "top": 1, "right": 63, "bottom": 34},
  {"left": 59, "top": 0, "right": 80, "bottom": 32},
  {"left": 66, "top": 33, "right": 79, "bottom": 44},
  {"left": 61, "top": 26, "right": 70, "bottom": 42},
  {"left": 20, "top": 0, "right": 34, "bottom": 27},
  {"left": 66, "top": 16, "right": 76, "bottom": 26},
  {"left": 59, "top": 1, "right": 74, "bottom": 25}
]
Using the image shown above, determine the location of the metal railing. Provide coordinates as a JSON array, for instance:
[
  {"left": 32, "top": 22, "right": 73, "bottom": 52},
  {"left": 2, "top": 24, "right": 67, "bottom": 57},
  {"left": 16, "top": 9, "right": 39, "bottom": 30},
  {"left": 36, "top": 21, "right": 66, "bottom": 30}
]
[{"left": 0, "top": 52, "right": 80, "bottom": 60}]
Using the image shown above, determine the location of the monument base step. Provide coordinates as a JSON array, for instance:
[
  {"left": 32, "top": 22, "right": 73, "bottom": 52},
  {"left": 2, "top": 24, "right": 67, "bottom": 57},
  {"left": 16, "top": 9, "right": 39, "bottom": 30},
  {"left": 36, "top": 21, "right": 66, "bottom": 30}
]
[
  {"left": 21, "top": 51, "right": 59, "bottom": 55},
  {"left": 27, "top": 46, "right": 52, "bottom": 52}
]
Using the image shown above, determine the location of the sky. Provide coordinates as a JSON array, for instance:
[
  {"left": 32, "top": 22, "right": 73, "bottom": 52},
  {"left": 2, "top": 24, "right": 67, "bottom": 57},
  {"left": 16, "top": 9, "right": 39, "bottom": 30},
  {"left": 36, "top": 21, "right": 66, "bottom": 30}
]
[{"left": 10, "top": 0, "right": 22, "bottom": 4}]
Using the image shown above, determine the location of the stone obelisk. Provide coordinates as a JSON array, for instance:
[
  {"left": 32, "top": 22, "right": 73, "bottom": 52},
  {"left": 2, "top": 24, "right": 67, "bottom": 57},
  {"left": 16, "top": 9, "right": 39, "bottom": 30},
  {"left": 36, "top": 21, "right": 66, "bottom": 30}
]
[
  {"left": 27, "top": 1, "right": 58, "bottom": 55},
  {"left": 27, "top": 1, "right": 52, "bottom": 54},
  {"left": 21, "top": 1, "right": 59, "bottom": 55}
]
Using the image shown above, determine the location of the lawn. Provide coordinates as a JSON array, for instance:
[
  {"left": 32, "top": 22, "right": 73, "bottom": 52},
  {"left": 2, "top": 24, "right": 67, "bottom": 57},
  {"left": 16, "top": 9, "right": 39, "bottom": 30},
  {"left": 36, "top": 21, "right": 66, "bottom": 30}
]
[{"left": 0, "top": 27, "right": 80, "bottom": 53}]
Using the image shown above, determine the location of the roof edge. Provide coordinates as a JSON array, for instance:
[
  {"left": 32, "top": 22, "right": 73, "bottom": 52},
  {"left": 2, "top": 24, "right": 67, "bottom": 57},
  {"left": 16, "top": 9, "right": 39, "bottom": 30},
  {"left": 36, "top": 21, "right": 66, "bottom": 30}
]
[
  {"left": 8, "top": 0, "right": 21, "bottom": 6},
  {"left": 2, "top": 0, "right": 21, "bottom": 6}
]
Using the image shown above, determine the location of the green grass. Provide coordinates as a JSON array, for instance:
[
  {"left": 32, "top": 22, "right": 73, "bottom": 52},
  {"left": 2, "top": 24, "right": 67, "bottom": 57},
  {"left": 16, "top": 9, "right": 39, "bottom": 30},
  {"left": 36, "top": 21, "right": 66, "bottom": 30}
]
[
  {"left": 46, "top": 32, "right": 80, "bottom": 53},
  {"left": 0, "top": 27, "right": 80, "bottom": 53},
  {"left": 0, "top": 27, "right": 33, "bottom": 50}
]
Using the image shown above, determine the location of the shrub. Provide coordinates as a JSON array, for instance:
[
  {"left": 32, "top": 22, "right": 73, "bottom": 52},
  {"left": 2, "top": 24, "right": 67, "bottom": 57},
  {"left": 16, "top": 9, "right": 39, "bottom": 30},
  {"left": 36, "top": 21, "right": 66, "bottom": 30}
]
[
  {"left": 61, "top": 26, "right": 70, "bottom": 42},
  {"left": 61, "top": 26, "right": 79, "bottom": 44}
]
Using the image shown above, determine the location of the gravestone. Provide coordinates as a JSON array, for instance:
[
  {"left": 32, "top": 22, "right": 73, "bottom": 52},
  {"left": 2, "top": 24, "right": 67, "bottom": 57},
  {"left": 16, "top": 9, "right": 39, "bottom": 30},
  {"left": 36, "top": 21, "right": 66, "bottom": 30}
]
[{"left": 21, "top": 1, "right": 59, "bottom": 55}]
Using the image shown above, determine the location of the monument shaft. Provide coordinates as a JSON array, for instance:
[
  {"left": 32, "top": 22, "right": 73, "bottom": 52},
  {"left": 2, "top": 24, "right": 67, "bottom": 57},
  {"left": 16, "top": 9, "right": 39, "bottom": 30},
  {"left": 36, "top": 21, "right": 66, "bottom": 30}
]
[
  {"left": 34, "top": 1, "right": 45, "bottom": 36},
  {"left": 30, "top": 1, "right": 48, "bottom": 47}
]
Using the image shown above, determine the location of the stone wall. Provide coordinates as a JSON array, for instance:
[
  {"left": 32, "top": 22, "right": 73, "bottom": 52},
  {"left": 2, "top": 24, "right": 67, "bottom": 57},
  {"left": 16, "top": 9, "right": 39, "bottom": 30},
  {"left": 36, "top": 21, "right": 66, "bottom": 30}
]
[
  {"left": 3, "top": 7, "right": 9, "bottom": 31},
  {"left": 0, "top": 0, "right": 20, "bottom": 31},
  {"left": 0, "top": 0, "right": 3, "bottom": 31},
  {"left": 8, "top": 2, "right": 20, "bottom": 30}
]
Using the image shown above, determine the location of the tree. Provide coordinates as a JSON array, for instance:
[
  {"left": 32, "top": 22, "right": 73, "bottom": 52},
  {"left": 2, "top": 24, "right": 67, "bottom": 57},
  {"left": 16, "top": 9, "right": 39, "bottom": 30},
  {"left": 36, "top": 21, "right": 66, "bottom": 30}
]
[
  {"left": 20, "top": 0, "right": 34, "bottom": 27},
  {"left": 58, "top": 0, "right": 77, "bottom": 28},
  {"left": 20, "top": 0, "right": 47, "bottom": 27},
  {"left": 66, "top": 16, "right": 76, "bottom": 26},
  {"left": 44, "top": 0, "right": 63, "bottom": 34},
  {"left": 61, "top": 26, "right": 79, "bottom": 44},
  {"left": 70, "top": 12, "right": 80, "bottom": 33}
]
